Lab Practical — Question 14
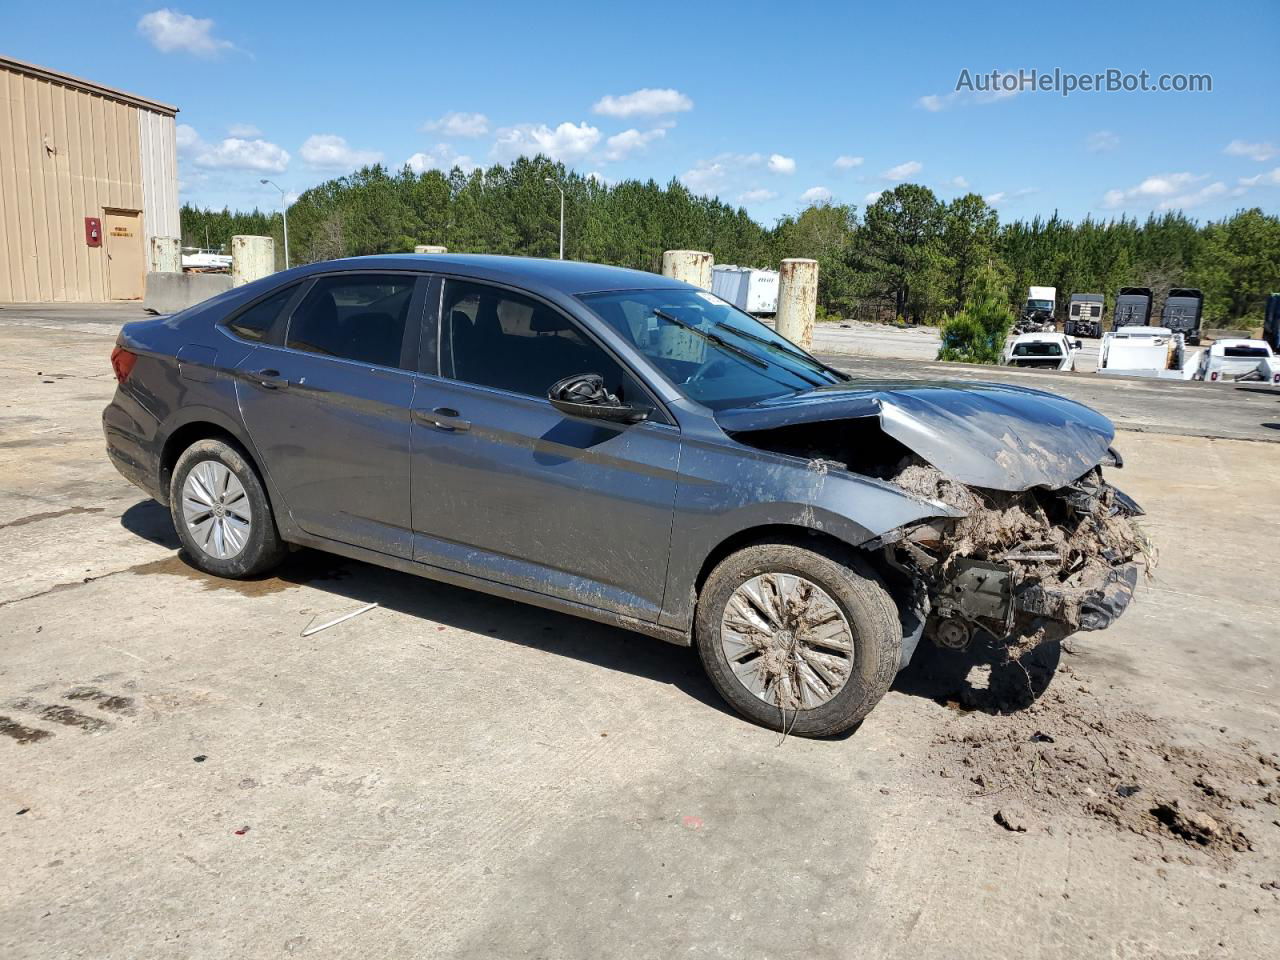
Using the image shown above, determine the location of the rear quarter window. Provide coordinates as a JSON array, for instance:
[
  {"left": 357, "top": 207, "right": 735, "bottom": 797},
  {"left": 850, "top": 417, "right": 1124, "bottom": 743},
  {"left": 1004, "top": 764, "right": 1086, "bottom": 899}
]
[{"left": 226, "top": 284, "right": 298, "bottom": 342}]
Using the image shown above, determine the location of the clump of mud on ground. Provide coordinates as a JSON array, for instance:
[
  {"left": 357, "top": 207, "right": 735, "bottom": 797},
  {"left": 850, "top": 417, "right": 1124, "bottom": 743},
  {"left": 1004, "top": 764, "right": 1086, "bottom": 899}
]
[{"left": 918, "top": 652, "right": 1280, "bottom": 862}]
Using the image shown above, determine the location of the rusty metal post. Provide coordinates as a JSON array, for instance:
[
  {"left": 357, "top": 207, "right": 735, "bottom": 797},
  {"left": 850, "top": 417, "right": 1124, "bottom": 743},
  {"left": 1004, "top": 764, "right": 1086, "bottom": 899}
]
[
  {"left": 149, "top": 236, "right": 180, "bottom": 274},
  {"left": 777, "top": 258, "right": 819, "bottom": 349},
  {"left": 661, "top": 250, "right": 714, "bottom": 291},
  {"left": 414, "top": 245, "right": 448, "bottom": 254},
  {"left": 231, "top": 235, "right": 275, "bottom": 287}
]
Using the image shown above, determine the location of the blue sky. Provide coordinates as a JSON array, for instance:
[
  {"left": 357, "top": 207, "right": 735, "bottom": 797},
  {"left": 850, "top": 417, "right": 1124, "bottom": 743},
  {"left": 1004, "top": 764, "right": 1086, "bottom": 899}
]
[{"left": 5, "top": 0, "right": 1278, "bottom": 225}]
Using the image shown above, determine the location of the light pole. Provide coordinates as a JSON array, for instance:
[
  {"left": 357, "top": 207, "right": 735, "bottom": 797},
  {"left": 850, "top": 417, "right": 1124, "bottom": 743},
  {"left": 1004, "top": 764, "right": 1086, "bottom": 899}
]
[
  {"left": 544, "top": 177, "right": 564, "bottom": 259},
  {"left": 260, "top": 179, "right": 290, "bottom": 268}
]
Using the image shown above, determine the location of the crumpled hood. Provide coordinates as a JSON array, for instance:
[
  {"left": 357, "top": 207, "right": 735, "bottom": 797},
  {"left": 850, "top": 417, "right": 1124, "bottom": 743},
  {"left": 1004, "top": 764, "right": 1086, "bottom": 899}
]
[{"left": 716, "top": 379, "right": 1116, "bottom": 491}]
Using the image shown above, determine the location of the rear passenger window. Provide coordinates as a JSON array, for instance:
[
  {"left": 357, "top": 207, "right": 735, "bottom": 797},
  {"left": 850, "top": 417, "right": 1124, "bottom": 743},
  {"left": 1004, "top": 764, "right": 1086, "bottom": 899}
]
[
  {"left": 443, "top": 280, "right": 640, "bottom": 401},
  {"left": 286, "top": 275, "right": 416, "bottom": 368},
  {"left": 227, "top": 284, "right": 297, "bottom": 342}
]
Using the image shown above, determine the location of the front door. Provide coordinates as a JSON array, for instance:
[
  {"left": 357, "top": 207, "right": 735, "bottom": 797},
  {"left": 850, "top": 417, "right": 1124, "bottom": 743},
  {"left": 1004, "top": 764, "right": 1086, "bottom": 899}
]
[
  {"left": 233, "top": 272, "right": 426, "bottom": 558},
  {"left": 103, "top": 210, "right": 144, "bottom": 300},
  {"left": 409, "top": 279, "right": 680, "bottom": 622}
]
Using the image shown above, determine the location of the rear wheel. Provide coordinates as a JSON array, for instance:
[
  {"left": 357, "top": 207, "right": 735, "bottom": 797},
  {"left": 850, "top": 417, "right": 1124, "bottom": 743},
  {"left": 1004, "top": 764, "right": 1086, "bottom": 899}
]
[
  {"left": 695, "top": 543, "right": 901, "bottom": 737},
  {"left": 169, "top": 438, "right": 286, "bottom": 578}
]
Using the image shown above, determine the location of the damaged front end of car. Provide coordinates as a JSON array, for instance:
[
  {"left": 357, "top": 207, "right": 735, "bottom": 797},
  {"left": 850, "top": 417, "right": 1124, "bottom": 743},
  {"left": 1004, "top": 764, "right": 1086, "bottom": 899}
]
[
  {"left": 719, "top": 380, "right": 1153, "bottom": 658},
  {"left": 867, "top": 460, "right": 1150, "bottom": 653}
]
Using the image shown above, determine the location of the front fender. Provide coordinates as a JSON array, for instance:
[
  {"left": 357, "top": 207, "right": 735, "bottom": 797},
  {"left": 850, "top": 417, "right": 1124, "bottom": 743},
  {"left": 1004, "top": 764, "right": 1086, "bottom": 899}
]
[{"left": 659, "top": 440, "right": 960, "bottom": 630}]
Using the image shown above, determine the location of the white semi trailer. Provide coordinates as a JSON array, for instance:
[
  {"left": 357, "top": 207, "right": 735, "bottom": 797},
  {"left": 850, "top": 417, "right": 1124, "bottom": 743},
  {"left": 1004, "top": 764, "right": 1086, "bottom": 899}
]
[{"left": 711, "top": 265, "right": 780, "bottom": 315}]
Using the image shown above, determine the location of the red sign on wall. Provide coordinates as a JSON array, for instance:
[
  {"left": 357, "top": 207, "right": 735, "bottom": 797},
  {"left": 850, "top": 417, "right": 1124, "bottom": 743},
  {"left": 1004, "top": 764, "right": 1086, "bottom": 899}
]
[{"left": 84, "top": 217, "right": 102, "bottom": 247}]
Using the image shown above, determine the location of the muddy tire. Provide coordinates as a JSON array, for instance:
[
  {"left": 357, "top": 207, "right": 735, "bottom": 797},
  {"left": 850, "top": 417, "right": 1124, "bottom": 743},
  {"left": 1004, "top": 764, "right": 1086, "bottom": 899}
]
[
  {"left": 169, "top": 438, "right": 286, "bottom": 578},
  {"left": 695, "top": 542, "right": 901, "bottom": 737}
]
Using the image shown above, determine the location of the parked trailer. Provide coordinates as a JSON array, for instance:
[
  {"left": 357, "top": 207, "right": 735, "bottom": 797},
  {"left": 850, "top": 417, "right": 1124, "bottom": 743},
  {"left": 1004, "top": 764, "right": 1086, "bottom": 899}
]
[
  {"left": 1113, "top": 287, "right": 1154, "bottom": 330},
  {"left": 1161, "top": 288, "right": 1205, "bottom": 345},
  {"left": 1065, "top": 293, "right": 1104, "bottom": 338},
  {"left": 711, "top": 265, "right": 780, "bottom": 315},
  {"left": 1098, "top": 326, "right": 1202, "bottom": 380}
]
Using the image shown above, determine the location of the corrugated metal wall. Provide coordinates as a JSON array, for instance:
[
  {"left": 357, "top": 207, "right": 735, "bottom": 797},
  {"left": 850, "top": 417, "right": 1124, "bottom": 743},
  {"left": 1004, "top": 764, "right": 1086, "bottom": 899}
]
[
  {"left": 0, "top": 63, "right": 176, "bottom": 302},
  {"left": 138, "top": 109, "right": 180, "bottom": 249}
]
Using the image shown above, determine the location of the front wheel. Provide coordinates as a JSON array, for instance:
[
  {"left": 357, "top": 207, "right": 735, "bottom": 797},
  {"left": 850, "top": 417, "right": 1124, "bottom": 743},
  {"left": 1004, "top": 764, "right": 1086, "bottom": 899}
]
[
  {"left": 695, "top": 543, "right": 901, "bottom": 737},
  {"left": 169, "top": 438, "right": 286, "bottom": 578}
]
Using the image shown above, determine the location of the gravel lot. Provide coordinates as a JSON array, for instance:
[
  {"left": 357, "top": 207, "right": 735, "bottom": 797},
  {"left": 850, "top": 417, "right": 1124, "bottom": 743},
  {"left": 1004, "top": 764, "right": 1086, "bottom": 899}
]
[{"left": 2, "top": 304, "right": 1278, "bottom": 959}]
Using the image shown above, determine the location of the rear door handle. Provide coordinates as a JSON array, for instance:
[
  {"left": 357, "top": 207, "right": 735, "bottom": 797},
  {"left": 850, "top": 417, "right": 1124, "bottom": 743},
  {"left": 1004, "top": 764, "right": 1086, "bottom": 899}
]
[
  {"left": 251, "top": 368, "right": 289, "bottom": 390},
  {"left": 412, "top": 407, "right": 470, "bottom": 432}
]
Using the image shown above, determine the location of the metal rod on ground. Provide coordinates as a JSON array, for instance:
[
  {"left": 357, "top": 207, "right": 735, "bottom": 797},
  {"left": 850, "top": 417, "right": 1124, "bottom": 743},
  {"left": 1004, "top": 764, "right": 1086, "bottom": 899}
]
[
  {"left": 777, "top": 257, "right": 819, "bottom": 350},
  {"left": 660, "top": 250, "right": 714, "bottom": 290},
  {"left": 300, "top": 602, "right": 379, "bottom": 638}
]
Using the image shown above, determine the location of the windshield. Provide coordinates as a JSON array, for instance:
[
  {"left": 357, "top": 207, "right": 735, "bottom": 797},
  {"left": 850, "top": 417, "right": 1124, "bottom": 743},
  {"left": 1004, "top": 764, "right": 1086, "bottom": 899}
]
[
  {"left": 1028, "top": 299, "right": 1054, "bottom": 312},
  {"left": 1222, "top": 346, "right": 1271, "bottom": 358},
  {"left": 1012, "top": 341, "right": 1063, "bottom": 357},
  {"left": 579, "top": 288, "right": 846, "bottom": 409}
]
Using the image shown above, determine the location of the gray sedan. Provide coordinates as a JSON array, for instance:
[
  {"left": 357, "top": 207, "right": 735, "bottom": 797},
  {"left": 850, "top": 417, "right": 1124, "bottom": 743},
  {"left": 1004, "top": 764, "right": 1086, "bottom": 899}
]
[{"left": 104, "top": 255, "right": 1145, "bottom": 736}]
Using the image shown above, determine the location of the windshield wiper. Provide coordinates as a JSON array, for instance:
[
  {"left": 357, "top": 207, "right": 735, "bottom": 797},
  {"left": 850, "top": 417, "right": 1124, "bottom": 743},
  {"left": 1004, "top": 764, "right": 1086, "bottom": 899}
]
[
  {"left": 652, "top": 309, "right": 769, "bottom": 369},
  {"left": 709, "top": 321, "right": 849, "bottom": 383}
]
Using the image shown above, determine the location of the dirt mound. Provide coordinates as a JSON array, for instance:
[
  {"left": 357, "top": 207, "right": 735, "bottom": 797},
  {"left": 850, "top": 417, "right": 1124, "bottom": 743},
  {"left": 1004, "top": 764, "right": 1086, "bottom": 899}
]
[{"left": 922, "top": 657, "right": 1279, "bottom": 862}]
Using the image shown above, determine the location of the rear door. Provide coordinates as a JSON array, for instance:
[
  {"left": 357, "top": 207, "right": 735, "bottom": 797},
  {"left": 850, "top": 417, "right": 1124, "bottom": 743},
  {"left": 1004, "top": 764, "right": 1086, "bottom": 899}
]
[
  {"left": 407, "top": 278, "right": 680, "bottom": 622},
  {"left": 231, "top": 271, "right": 427, "bottom": 558}
]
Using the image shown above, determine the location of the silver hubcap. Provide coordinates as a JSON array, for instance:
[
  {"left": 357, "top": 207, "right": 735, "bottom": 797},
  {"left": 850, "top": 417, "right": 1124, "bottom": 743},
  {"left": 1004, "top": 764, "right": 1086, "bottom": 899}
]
[
  {"left": 182, "top": 461, "right": 252, "bottom": 560},
  {"left": 721, "top": 573, "right": 855, "bottom": 711}
]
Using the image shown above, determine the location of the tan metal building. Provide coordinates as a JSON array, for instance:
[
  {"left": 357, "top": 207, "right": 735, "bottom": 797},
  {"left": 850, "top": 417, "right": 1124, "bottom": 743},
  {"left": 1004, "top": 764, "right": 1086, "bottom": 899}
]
[{"left": 0, "top": 55, "right": 180, "bottom": 302}]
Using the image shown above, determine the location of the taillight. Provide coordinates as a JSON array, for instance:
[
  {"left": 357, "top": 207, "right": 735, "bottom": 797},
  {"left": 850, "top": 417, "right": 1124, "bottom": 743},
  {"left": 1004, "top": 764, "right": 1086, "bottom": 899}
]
[
  {"left": 1209, "top": 371, "right": 1218, "bottom": 381},
  {"left": 1274, "top": 373, "right": 1280, "bottom": 383},
  {"left": 111, "top": 346, "right": 137, "bottom": 384}
]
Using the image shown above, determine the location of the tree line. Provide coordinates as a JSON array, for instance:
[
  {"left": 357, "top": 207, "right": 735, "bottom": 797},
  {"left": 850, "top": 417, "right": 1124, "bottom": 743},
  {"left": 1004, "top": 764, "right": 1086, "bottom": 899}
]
[{"left": 180, "top": 155, "right": 1279, "bottom": 328}]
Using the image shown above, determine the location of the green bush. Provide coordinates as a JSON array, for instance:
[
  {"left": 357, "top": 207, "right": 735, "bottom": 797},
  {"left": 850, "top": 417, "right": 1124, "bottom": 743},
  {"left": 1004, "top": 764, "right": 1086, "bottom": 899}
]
[{"left": 936, "top": 266, "right": 1014, "bottom": 364}]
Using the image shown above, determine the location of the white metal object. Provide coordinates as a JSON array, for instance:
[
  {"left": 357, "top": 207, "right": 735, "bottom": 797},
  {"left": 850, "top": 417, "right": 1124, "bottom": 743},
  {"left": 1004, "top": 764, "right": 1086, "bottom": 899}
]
[
  {"left": 260, "top": 179, "right": 290, "bottom": 268},
  {"left": 231, "top": 235, "right": 275, "bottom": 287},
  {"left": 301, "top": 603, "right": 379, "bottom": 638},
  {"left": 149, "top": 236, "right": 181, "bottom": 274},
  {"left": 776, "top": 258, "right": 819, "bottom": 350},
  {"left": 711, "top": 265, "right": 780, "bottom": 314},
  {"left": 661, "top": 250, "right": 714, "bottom": 290},
  {"left": 1098, "top": 326, "right": 1203, "bottom": 380},
  {"left": 414, "top": 245, "right": 448, "bottom": 254},
  {"left": 721, "top": 573, "right": 854, "bottom": 710},
  {"left": 1197, "top": 339, "right": 1280, "bottom": 383}
]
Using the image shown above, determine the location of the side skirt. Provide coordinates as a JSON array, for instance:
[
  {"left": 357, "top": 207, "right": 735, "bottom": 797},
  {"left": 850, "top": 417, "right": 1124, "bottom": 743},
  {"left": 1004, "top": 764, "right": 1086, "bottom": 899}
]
[{"left": 282, "top": 529, "right": 693, "bottom": 647}]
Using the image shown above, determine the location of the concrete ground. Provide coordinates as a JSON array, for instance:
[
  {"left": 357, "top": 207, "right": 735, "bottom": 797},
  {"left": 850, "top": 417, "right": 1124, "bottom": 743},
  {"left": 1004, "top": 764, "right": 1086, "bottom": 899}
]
[{"left": 2, "top": 304, "right": 1279, "bottom": 959}]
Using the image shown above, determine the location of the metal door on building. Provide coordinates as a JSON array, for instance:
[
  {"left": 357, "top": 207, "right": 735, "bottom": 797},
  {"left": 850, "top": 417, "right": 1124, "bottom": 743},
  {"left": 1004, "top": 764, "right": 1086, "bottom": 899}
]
[{"left": 103, "top": 209, "right": 144, "bottom": 300}]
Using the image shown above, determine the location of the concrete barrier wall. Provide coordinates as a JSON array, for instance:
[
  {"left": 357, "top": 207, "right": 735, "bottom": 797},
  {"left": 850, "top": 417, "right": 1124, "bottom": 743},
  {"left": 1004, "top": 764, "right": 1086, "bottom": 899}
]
[{"left": 144, "top": 272, "right": 233, "bottom": 314}]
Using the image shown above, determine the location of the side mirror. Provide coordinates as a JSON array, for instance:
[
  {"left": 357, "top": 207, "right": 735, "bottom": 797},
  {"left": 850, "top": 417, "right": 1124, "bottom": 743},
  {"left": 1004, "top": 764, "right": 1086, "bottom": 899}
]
[
  {"left": 548, "top": 373, "right": 651, "bottom": 424},
  {"left": 1073, "top": 339, "right": 1084, "bottom": 351}
]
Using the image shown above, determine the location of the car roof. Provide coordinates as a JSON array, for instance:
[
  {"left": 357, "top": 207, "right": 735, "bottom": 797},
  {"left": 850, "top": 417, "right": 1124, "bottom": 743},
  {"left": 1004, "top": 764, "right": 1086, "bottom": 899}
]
[
  {"left": 1011, "top": 332, "right": 1065, "bottom": 343},
  {"left": 281, "top": 254, "right": 688, "bottom": 297}
]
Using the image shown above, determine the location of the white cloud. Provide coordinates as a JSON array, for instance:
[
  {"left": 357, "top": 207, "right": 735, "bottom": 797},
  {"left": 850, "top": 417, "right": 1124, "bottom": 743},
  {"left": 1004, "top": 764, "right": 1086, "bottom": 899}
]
[
  {"left": 137, "top": 9, "right": 233, "bottom": 57},
  {"left": 227, "top": 123, "right": 261, "bottom": 138},
  {"left": 1239, "top": 167, "right": 1280, "bottom": 187},
  {"left": 592, "top": 88, "right": 693, "bottom": 118},
  {"left": 738, "top": 188, "right": 777, "bottom": 203},
  {"left": 491, "top": 122, "right": 601, "bottom": 162},
  {"left": 1086, "top": 130, "right": 1120, "bottom": 153},
  {"left": 864, "top": 191, "right": 883, "bottom": 204},
  {"left": 917, "top": 83, "right": 1019, "bottom": 112},
  {"left": 1157, "top": 181, "right": 1237, "bottom": 210},
  {"left": 176, "top": 124, "right": 288, "bottom": 173},
  {"left": 1102, "top": 172, "right": 1206, "bottom": 208},
  {"left": 985, "top": 187, "right": 1038, "bottom": 206},
  {"left": 423, "top": 112, "right": 489, "bottom": 138},
  {"left": 834, "top": 155, "right": 864, "bottom": 169},
  {"left": 601, "top": 127, "right": 666, "bottom": 163},
  {"left": 946, "top": 175, "right": 970, "bottom": 189},
  {"left": 883, "top": 160, "right": 922, "bottom": 181},
  {"left": 585, "top": 171, "right": 612, "bottom": 186},
  {"left": 1224, "top": 139, "right": 1277, "bottom": 163},
  {"left": 405, "top": 144, "right": 477, "bottom": 175},
  {"left": 300, "top": 134, "right": 383, "bottom": 169},
  {"left": 768, "top": 153, "right": 796, "bottom": 175},
  {"left": 984, "top": 192, "right": 1006, "bottom": 205},
  {"left": 800, "top": 186, "right": 832, "bottom": 203},
  {"left": 680, "top": 152, "right": 764, "bottom": 195}
]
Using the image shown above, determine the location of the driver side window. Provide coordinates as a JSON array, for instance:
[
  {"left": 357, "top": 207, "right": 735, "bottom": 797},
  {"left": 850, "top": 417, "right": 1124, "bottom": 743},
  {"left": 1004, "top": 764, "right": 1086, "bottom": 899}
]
[{"left": 441, "top": 280, "right": 642, "bottom": 402}]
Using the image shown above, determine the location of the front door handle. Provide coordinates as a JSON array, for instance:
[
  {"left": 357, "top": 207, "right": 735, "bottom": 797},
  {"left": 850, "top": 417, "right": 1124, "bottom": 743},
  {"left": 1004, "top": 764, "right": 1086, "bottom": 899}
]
[
  {"left": 251, "top": 368, "right": 290, "bottom": 390},
  {"left": 413, "top": 407, "right": 471, "bottom": 432}
]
